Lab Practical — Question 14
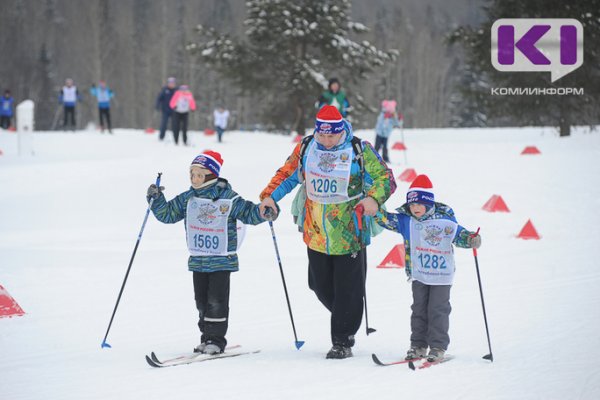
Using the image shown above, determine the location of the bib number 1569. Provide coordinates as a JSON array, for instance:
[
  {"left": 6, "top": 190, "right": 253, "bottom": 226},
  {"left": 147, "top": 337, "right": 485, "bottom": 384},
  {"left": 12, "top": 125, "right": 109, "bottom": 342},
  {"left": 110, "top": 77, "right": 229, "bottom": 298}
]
[
  {"left": 417, "top": 254, "right": 446, "bottom": 269},
  {"left": 193, "top": 234, "right": 219, "bottom": 250}
]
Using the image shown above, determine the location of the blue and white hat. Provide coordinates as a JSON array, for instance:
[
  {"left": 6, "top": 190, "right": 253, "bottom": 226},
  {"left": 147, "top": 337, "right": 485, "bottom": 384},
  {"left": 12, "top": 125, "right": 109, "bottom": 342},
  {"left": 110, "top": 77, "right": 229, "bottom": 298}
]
[
  {"left": 315, "top": 105, "right": 345, "bottom": 134},
  {"left": 190, "top": 150, "right": 223, "bottom": 177},
  {"left": 407, "top": 174, "right": 435, "bottom": 205}
]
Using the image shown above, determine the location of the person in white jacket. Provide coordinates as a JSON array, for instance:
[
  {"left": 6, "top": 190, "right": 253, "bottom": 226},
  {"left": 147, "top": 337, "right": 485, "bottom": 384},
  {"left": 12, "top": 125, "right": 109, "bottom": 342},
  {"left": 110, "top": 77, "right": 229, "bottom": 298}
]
[{"left": 213, "top": 106, "right": 230, "bottom": 143}]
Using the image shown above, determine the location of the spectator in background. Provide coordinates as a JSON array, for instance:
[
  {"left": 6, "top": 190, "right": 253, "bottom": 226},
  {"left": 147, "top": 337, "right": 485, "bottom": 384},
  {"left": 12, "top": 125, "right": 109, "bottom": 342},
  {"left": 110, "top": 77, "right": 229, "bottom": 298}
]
[
  {"left": 317, "top": 77, "right": 350, "bottom": 117},
  {"left": 90, "top": 81, "right": 114, "bottom": 133},
  {"left": 213, "top": 106, "right": 230, "bottom": 143},
  {"left": 156, "top": 77, "right": 177, "bottom": 141},
  {"left": 374, "top": 100, "right": 402, "bottom": 163},
  {"left": 59, "top": 78, "right": 81, "bottom": 130},
  {"left": 0, "top": 89, "right": 14, "bottom": 129},
  {"left": 169, "top": 85, "right": 196, "bottom": 146}
]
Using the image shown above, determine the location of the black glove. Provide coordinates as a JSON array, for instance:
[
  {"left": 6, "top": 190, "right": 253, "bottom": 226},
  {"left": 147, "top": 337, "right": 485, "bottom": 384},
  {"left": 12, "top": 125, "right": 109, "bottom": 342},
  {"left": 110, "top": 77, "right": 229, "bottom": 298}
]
[
  {"left": 468, "top": 234, "right": 482, "bottom": 249},
  {"left": 147, "top": 184, "right": 165, "bottom": 200},
  {"left": 264, "top": 206, "right": 279, "bottom": 221}
]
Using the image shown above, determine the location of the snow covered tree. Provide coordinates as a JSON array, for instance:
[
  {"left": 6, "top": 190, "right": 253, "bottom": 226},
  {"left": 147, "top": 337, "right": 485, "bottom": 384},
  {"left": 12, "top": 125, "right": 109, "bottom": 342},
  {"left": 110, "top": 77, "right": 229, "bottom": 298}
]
[
  {"left": 187, "top": 0, "right": 397, "bottom": 134},
  {"left": 448, "top": 0, "right": 600, "bottom": 136}
]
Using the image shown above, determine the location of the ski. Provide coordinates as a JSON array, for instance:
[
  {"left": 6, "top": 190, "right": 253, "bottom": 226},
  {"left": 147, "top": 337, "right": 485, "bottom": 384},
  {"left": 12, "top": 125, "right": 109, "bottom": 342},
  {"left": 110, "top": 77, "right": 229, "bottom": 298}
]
[
  {"left": 146, "top": 349, "right": 260, "bottom": 368},
  {"left": 150, "top": 344, "right": 242, "bottom": 365},
  {"left": 408, "top": 355, "right": 454, "bottom": 370},
  {"left": 372, "top": 353, "right": 423, "bottom": 366}
]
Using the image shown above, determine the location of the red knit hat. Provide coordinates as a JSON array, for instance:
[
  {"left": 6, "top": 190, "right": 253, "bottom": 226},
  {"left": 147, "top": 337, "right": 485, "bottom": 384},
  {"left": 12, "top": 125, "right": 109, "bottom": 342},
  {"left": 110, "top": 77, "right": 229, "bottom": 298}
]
[
  {"left": 315, "top": 105, "right": 345, "bottom": 134},
  {"left": 407, "top": 174, "right": 435, "bottom": 205}
]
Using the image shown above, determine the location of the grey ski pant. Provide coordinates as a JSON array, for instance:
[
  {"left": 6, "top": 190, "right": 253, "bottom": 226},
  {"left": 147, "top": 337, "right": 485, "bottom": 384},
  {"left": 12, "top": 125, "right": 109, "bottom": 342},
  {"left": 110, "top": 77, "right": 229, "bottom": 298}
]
[{"left": 410, "top": 280, "right": 451, "bottom": 350}]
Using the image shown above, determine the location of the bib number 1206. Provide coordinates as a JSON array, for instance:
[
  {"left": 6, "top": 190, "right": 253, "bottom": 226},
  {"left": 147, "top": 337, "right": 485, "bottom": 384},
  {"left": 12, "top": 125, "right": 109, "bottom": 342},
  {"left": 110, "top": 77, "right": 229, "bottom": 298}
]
[
  {"left": 310, "top": 178, "right": 338, "bottom": 194},
  {"left": 193, "top": 234, "right": 219, "bottom": 250},
  {"left": 418, "top": 254, "right": 446, "bottom": 269}
]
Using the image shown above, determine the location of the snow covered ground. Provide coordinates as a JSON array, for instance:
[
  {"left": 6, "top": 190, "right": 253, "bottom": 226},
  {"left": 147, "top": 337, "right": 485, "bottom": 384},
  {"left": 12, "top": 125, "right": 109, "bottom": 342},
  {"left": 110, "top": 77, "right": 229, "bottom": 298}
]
[{"left": 1, "top": 125, "right": 599, "bottom": 400}]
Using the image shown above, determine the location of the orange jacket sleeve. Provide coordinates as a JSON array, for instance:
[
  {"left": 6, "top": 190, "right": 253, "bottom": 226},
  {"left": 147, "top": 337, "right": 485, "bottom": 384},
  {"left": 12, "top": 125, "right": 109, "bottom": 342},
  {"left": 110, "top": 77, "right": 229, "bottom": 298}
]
[{"left": 259, "top": 142, "right": 303, "bottom": 201}]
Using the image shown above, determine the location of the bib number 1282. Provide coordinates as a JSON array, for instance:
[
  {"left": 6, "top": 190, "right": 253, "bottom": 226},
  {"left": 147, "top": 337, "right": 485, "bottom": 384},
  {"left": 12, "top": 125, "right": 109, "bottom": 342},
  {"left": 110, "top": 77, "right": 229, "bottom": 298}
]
[{"left": 417, "top": 254, "right": 446, "bottom": 269}]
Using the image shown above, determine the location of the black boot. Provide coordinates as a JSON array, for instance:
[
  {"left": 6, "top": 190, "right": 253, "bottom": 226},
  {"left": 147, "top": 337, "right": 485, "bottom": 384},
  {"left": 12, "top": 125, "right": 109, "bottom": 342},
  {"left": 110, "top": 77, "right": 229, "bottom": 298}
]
[{"left": 326, "top": 345, "right": 353, "bottom": 359}]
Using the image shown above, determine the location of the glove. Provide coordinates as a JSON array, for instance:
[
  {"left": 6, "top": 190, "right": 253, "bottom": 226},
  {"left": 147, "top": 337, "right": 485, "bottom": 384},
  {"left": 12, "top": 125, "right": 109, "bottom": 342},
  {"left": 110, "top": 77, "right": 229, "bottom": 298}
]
[
  {"left": 468, "top": 234, "right": 482, "bottom": 249},
  {"left": 147, "top": 184, "right": 165, "bottom": 200},
  {"left": 264, "top": 205, "right": 279, "bottom": 221}
]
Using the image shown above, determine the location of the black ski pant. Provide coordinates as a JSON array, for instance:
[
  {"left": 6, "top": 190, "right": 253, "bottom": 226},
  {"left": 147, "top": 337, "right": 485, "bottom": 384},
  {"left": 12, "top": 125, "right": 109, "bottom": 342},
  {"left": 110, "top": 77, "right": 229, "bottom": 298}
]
[
  {"left": 159, "top": 110, "right": 174, "bottom": 140},
  {"left": 307, "top": 247, "right": 364, "bottom": 347},
  {"left": 410, "top": 280, "right": 452, "bottom": 350},
  {"left": 0, "top": 116, "right": 11, "bottom": 129},
  {"left": 63, "top": 105, "right": 76, "bottom": 129},
  {"left": 98, "top": 108, "right": 111, "bottom": 132},
  {"left": 172, "top": 112, "right": 189, "bottom": 145},
  {"left": 193, "top": 271, "right": 230, "bottom": 351},
  {"left": 374, "top": 135, "right": 389, "bottom": 162}
]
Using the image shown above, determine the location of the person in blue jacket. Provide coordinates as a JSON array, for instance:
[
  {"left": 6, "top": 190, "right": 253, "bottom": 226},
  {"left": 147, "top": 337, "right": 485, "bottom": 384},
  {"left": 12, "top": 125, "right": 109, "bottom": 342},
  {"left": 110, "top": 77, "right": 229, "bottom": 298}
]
[
  {"left": 90, "top": 81, "right": 114, "bottom": 133},
  {"left": 0, "top": 90, "right": 14, "bottom": 129},
  {"left": 155, "top": 77, "right": 177, "bottom": 141},
  {"left": 375, "top": 174, "right": 481, "bottom": 363},
  {"left": 59, "top": 78, "right": 81, "bottom": 130},
  {"left": 146, "top": 150, "right": 275, "bottom": 355}
]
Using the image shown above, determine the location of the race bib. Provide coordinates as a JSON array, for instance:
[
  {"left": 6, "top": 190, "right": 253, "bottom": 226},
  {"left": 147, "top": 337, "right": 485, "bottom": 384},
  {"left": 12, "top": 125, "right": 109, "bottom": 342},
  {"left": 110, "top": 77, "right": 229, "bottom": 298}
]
[
  {"left": 409, "top": 219, "right": 458, "bottom": 285},
  {"left": 186, "top": 197, "right": 234, "bottom": 256},
  {"left": 177, "top": 97, "right": 190, "bottom": 113},
  {"left": 97, "top": 89, "right": 110, "bottom": 103},
  {"left": 305, "top": 142, "right": 356, "bottom": 204}
]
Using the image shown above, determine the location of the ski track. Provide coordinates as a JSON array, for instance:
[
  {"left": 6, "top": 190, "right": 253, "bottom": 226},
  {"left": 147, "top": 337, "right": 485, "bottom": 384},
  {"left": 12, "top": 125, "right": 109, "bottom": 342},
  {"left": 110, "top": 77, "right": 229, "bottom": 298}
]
[{"left": 1, "top": 126, "right": 599, "bottom": 400}]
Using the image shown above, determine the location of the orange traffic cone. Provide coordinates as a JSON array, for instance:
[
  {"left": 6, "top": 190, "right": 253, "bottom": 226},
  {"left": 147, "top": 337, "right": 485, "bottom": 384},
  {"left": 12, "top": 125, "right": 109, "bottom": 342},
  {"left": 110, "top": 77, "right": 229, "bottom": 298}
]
[
  {"left": 517, "top": 219, "right": 541, "bottom": 240},
  {"left": 482, "top": 195, "right": 510, "bottom": 212},
  {"left": 521, "top": 146, "right": 541, "bottom": 155},
  {"left": 0, "top": 284, "right": 25, "bottom": 318},
  {"left": 376, "top": 244, "right": 405, "bottom": 268},
  {"left": 392, "top": 142, "right": 407, "bottom": 150},
  {"left": 397, "top": 168, "right": 417, "bottom": 183}
]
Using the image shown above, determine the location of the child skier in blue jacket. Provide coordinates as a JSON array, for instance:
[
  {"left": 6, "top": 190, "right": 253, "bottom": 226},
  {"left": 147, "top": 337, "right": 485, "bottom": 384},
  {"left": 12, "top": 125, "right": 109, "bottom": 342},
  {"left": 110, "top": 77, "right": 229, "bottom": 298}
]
[
  {"left": 375, "top": 174, "right": 481, "bottom": 362},
  {"left": 147, "top": 150, "right": 272, "bottom": 355}
]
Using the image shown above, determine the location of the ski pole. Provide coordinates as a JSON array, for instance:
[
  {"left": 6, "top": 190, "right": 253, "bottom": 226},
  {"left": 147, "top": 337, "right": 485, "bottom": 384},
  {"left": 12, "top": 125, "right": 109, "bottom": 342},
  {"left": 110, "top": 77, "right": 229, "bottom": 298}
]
[
  {"left": 355, "top": 204, "right": 376, "bottom": 335},
  {"left": 265, "top": 209, "right": 305, "bottom": 350},
  {"left": 101, "top": 172, "right": 162, "bottom": 349},
  {"left": 471, "top": 227, "right": 494, "bottom": 362}
]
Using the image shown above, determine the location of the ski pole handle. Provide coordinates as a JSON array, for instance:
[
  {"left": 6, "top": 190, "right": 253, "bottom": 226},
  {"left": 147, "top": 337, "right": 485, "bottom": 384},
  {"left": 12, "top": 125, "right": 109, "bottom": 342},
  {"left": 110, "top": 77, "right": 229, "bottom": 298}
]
[
  {"left": 470, "top": 227, "right": 480, "bottom": 257},
  {"left": 155, "top": 172, "right": 162, "bottom": 187},
  {"left": 354, "top": 204, "right": 364, "bottom": 231}
]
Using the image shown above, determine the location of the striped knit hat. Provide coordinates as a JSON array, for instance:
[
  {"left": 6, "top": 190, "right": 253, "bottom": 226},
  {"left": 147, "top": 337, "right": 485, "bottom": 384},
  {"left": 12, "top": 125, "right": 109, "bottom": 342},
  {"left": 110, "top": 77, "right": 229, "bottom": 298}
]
[
  {"left": 407, "top": 174, "right": 435, "bottom": 205},
  {"left": 315, "top": 105, "right": 345, "bottom": 134},
  {"left": 190, "top": 150, "right": 223, "bottom": 177}
]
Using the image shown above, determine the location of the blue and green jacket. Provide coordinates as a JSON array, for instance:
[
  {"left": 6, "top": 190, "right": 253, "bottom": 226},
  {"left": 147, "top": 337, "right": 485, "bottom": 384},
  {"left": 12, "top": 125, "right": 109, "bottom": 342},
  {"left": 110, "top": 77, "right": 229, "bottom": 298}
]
[
  {"left": 149, "top": 178, "right": 266, "bottom": 273},
  {"left": 375, "top": 202, "right": 474, "bottom": 278}
]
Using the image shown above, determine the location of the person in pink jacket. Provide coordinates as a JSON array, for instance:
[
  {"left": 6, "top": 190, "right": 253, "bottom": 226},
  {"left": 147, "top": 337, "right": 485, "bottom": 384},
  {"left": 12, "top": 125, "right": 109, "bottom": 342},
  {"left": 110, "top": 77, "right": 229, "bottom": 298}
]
[{"left": 169, "top": 85, "right": 197, "bottom": 145}]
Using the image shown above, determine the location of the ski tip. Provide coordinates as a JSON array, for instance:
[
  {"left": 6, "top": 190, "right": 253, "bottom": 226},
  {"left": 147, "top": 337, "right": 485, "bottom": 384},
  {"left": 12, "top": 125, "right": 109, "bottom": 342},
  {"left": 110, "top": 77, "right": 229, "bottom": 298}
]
[
  {"left": 145, "top": 355, "right": 161, "bottom": 367},
  {"left": 295, "top": 340, "right": 305, "bottom": 350},
  {"left": 101, "top": 341, "right": 112, "bottom": 349},
  {"left": 408, "top": 361, "right": 416, "bottom": 370},
  {"left": 371, "top": 354, "right": 382, "bottom": 365}
]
